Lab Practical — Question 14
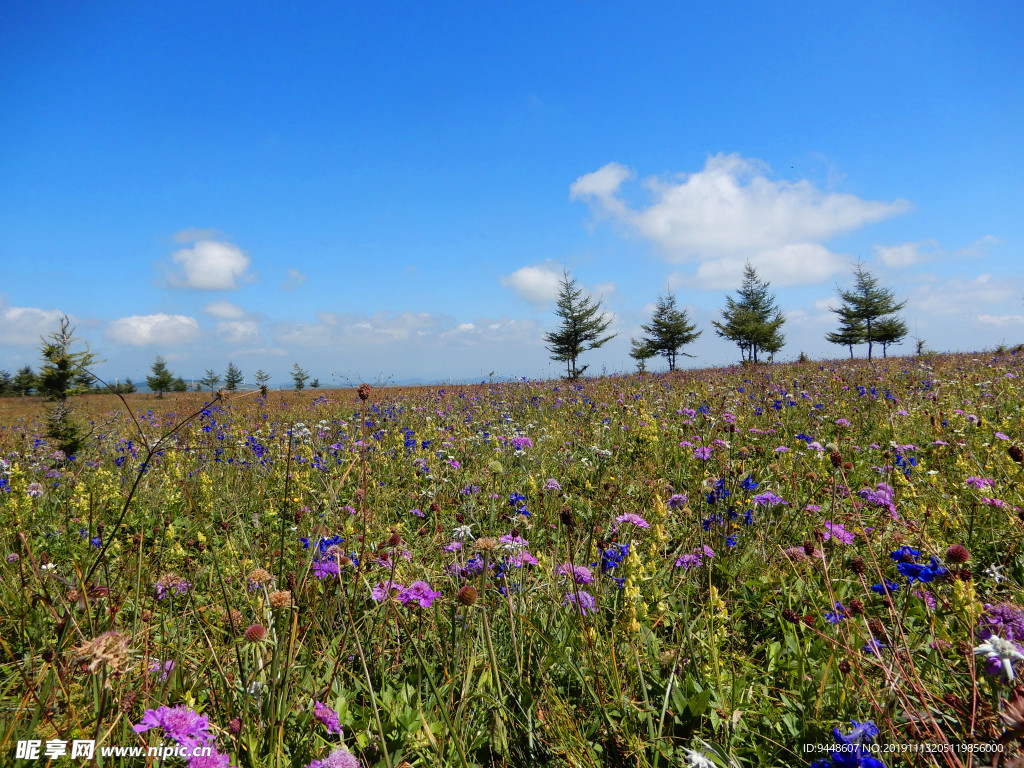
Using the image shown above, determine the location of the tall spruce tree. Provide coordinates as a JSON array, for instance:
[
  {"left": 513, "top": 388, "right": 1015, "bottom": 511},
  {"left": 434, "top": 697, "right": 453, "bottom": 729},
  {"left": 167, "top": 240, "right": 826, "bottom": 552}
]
[
  {"left": 199, "top": 369, "right": 221, "bottom": 391},
  {"left": 37, "top": 317, "right": 99, "bottom": 456},
  {"left": 224, "top": 362, "right": 244, "bottom": 391},
  {"left": 712, "top": 263, "right": 786, "bottom": 364},
  {"left": 544, "top": 270, "right": 616, "bottom": 379},
  {"left": 638, "top": 292, "right": 701, "bottom": 371},
  {"left": 146, "top": 356, "right": 176, "bottom": 398},
  {"left": 13, "top": 365, "right": 36, "bottom": 396},
  {"left": 291, "top": 364, "right": 310, "bottom": 391},
  {"left": 830, "top": 265, "right": 907, "bottom": 361}
]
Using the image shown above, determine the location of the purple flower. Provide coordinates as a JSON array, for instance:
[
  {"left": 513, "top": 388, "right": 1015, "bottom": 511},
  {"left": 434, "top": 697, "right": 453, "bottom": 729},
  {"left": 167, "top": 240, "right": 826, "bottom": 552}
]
[
  {"left": 314, "top": 701, "right": 343, "bottom": 735},
  {"left": 561, "top": 590, "right": 597, "bottom": 615},
  {"left": 675, "top": 552, "right": 702, "bottom": 570},
  {"left": 6, "top": 553, "right": 19, "bottom": 563},
  {"left": 133, "top": 705, "right": 213, "bottom": 749},
  {"left": 543, "top": 478, "right": 562, "bottom": 491},
  {"left": 510, "top": 436, "right": 534, "bottom": 451},
  {"left": 557, "top": 563, "right": 593, "bottom": 585},
  {"left": 409, "top": 507, "right": 424, "bottom": 517},
  {"left": 666, "top": 493, "right": 688, "bottom": 509},
  {"left": 966, "top": 476, "right": 995, "bottom": 489},
  {"left": 835, "top": 418, "right": 850, "bottom": 427},
  {"left": 313, "top": 560, "right": 340, "bottom": 580},
  {"left": 614, "top": 513, "right": 649, "bottom": 529},
  {"left": 693, "top": 446, "right": 713, "bottom": 460},
  {"left": 148, "top": 659, "right": 176, "bottom": 681},
  {"left": 823, "top": 521, "right": 855, "bottom": 545},
  {"left": 304, "top": 747, "right": 362, "bottom": 768},
  {"left": 370, "top": 580, "right": 404, "bottom": 602},
  {"left": 753, "top": 492, "right": 787, "bottom": 507},
  {"left": 398, "top": 580, "right": 442, "bottom": 608},
  {"left": 996, "top": 432, "right": 1010, "bottom": 441}
]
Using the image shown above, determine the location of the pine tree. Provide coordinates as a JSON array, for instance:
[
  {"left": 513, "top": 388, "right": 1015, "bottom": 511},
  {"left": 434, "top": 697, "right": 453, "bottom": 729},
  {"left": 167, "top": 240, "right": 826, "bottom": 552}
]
[
  {"left": 13, "top": 365, "right": 37, "bottom": 396},
  {"left": 199, "top": 369, "right": 221, "bottom": 391},
  {"left": 831, "top": 265, "right": 907, "bottom": 361},
  {"left": 875, "top": 316, "right": 908, "bottom": 358},
  {"left": 628, "top": 338, "right": 656, "bottom": 373},
  {"left": 291, "top": 364, "right": 310, "bottom": 391},
  {"left": 172, "top": 376, "right": 188, "bottom": 392},
  {"left": 543, "top": 270, "right": 616, "bottom": 379},
  {"left": 638, "top": 292, "right": 701, "bottom": 371},
  {"left": 254, "top": 369, "right": 271, "bottom": 397},
  {"left": 310, "top": 378, "right": 320, "bottom": 389},
  {"left": 712, "top": 264, "right": 786, "bottom": 364},
  {"left": 0, "top": 369, "right": 11, "bottom": 396},
  {"left": 224, "top": 362, "right": 244, "bottom": 392},
  {"left": 825, "top": 303, "right": 866, "bottom": 359},
  {"left": 37, "top": 317, "right": 99, "bottom": 456},
  {"left": 146, "top": 356, "right": 176, "bottom": 398}
]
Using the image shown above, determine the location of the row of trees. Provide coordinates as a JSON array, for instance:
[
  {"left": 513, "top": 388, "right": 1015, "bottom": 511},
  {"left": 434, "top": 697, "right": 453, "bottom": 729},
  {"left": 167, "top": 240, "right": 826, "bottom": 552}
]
[{"left": 545, "top": 263, "right": 909, "bottom": 378}]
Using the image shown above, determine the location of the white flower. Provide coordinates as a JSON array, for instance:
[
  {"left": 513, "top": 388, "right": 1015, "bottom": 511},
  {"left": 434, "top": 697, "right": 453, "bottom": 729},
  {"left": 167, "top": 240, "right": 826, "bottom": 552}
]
[
  {"left": 986, "top": 564, "right": 1009, "bottom": 584},
  {"left": 452, "top": 524, "right": 475, "bottom": 541},
  {"left": 682, "top": 748, "right": 715, "bottom": 768},
  {"left": 974, "top": 636, "right": 1024, "bottom": 681}
]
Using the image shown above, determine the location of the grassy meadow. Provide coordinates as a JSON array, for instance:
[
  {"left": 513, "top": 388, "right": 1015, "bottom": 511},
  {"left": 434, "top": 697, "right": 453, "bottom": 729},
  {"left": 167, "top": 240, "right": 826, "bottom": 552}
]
[{"left": 3, "top": 353, "right": 1024, "bottom": 767}]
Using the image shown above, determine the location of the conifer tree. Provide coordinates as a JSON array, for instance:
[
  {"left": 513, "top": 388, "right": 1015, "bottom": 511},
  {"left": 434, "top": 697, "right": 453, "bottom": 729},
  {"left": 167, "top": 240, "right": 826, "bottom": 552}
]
[
  {"left": 37, "top": 317, "right": 99, "bottom": 456},
  {"left": 638, "top": 292, "right": 701, "bottom": 371},
  {"left": 291, "top": 363, "right": 310, "bottom": 391},
  {"left": 13, "top": 365, "right": 36, "bottom": 396},
  {"left": 254, "top": 369, "right": 271, "bottom": 397},
  {"left": 829, "top": 265, "right": 907, "bottom": 360},
  {"left": 224, "top": 361, "right": 244, "bottom": 391},
  {"left": 199, "top": 369, "right": 221, "bottom": 391},
  {"left": 712, "top": 263, "right": 785, "bottom": 364},
  {"left": 146, "top": 356, "right": 176, "bottom": 398},
  {"left": 628, "top": 338, "right": 656, "bottom": 374},
  {"left": 825, "top": 303, "right": 866, "bottom": 359},
  {"left": 544, "top": 270, "right": 616, "bottom": 379}
]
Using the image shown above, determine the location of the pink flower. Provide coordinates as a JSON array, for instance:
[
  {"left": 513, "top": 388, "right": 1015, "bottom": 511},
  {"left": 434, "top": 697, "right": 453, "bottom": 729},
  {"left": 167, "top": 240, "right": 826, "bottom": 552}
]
[{"left": 614, "top": 513, "right": 650, "bottom": 529}]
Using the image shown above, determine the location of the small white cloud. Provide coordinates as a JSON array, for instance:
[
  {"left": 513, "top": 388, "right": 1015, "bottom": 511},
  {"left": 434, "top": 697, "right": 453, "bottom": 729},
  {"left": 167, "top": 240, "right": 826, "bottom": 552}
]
[
  {"left": 216, "top": 320, "right": 260, "bottom": 344},
  {"left": 959, "top": 234, "right": 1000, "bottom": 259},
  {"left": 977, "top": 314, "right": 1024, "bottom": 327},
  {"left": 167, "top": 240, "right": 252, "bottom": 290},
  {"left": 501, "top": 263, "right": 564, "bottom": 304},
  {"left": 281, "top": 268, "right": 307, "bottom": 292},
  {"left": 0, "top": 299, "right": 69, "bottom": 345},
  {"left": 873, "top": 241, "right": 937, "bottom": 269},
  {"left": 569, "top": 162, "right": 634, "bottom": 216},
  {"left": 106, "top": 314, "right": 201, "bottom": 346},
  {"left": 914, "top": 273, "right": 1022, "bottom": 317},
  {"left": 680, "top": 243, "right": 847, "bottom": 290},
  {"left": 204, "top": 299, "right": 246, "bottom": 319},
  {"left": 173, "top": 227, "right": 221, "bottom": 243}
]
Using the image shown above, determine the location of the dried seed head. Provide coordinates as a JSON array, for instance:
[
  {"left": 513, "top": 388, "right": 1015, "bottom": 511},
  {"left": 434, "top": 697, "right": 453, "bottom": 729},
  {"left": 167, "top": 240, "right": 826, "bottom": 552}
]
[
  {"left": 783, "top": 547, "right": 809, "bottom": 563},
  {"left": 228, "top": 718, "right": 242, "bottom": 736},
  {"left": 782, "top": 608, "right": 800, "bottom": 624},
  {"left": 222, "top": 608, "right": 243, "bottom": 629},
  {"left": 838, "top": 659, "right": 852, "bottom": 674},
  {"left": 868, "top": 618, "right": 885, "bottom": 637},
  {"left": 248, "top": 568, "right": 273, "bottom": 585},
  {"left": 848, "top": 555, "right": 866, "bottom": 575},
  {"left": 456, "top": 585, "right": 478, "bottom": 606},
  {"left": 244, "top": 624, "right": 268, "bottom": 643},
  {"left": 474, "top": 537, "right": 500, "bottom": 552},
  {"left": 357, "top": 383, "right": 371, "bottom": 401},
  {"left": 268, "top": 590, "right": 292, "bottom": 610},
  {"left": 385, "top": 532, "right": 402, "bottom": 548},
  {"left": 1009, "top": 445, "right": 1024, "bottom": 464},
  {"left": 78, "top": 631, "right": 131, "bottom": 676},
  {"left": 803, "top": 540, "right": 816, "bottom": 557},
  {"left": 848, "top": 599, "right": 865, "bottom": 616}
]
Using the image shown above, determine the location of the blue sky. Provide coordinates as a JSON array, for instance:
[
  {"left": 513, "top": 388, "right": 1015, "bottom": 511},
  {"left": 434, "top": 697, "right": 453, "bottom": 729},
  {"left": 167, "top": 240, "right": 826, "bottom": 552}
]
[{"left": 2, "top": 1, "right": 1021, "bottom": 385}]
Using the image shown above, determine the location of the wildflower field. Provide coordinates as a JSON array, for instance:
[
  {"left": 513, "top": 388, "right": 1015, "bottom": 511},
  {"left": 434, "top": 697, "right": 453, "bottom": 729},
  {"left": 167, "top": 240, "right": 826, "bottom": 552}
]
[{"left": 4, "top": 353, "right": 1024, "bottom": 768}]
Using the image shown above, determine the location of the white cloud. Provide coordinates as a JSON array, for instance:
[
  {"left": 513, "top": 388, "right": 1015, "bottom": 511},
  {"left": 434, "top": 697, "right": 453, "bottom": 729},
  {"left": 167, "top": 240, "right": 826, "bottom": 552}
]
[
  {"left": 959, "top": 234, "right": 1000, "bottom": 259},
  {"left": 0, "top": 299, "right": 69, "bottom": 345},
  {"left": 572, "top": 154, "right": 911, "bottom": 287},
  {"left": 275, "top": 311, "right": 540, "bottom": 350},
  {"left": 813, "top": 297, "right": 837, "bottom": 313},
  {"left": 281, "top": 268, "right": 307, "bottom": 292},
  {"left": 167, "top": 240, "right": 252, "bottom": 290},
  {"left": 204, "top": 299, "right": 246, "bottom": 319},
  {"left": 216, "top": 320, "right": 260, "bottom": 344},
  {"left": 106, "top": 314, "right": 201, "bottom": 346},
  {"left": 913, "top": 273, "right": 1023, "bottom": 317},
  {"left": 873, "top": 241, "right": 937, "bottom": 269},
  {"left": 976, "top": 314, "right": 1024, "bottom": 327},
  {"left": 501, "top": 263, "right": 564, "bottom": 304}
]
